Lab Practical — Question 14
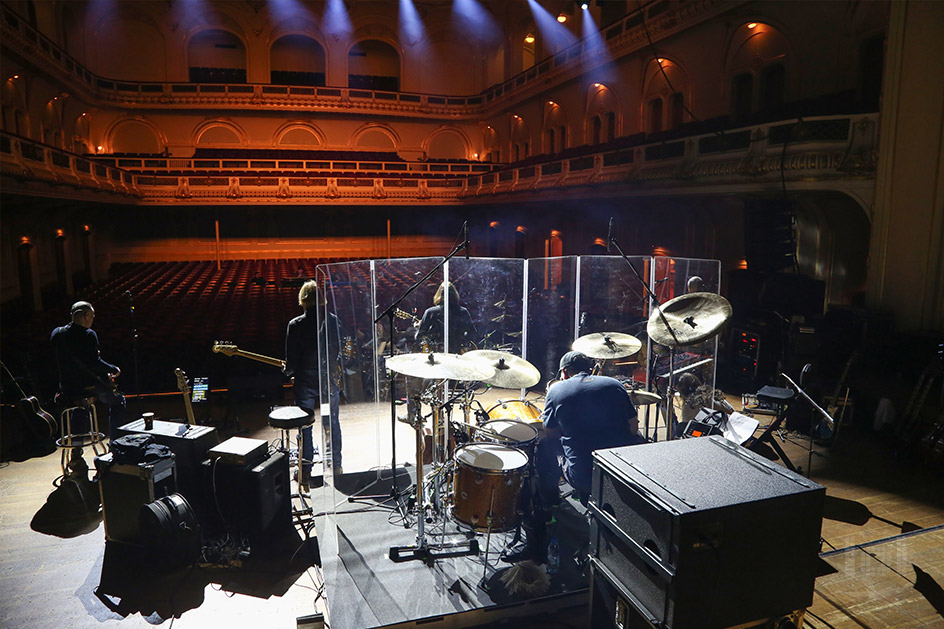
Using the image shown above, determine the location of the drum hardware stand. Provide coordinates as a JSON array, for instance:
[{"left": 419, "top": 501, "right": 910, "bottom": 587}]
[
  {"left": 608, "top": 226, "right": 682, "bottom": 440},
  {"left": 782, "top": 372, "right": 837, "bottom": 478},
  {"left": 372, "top": 228, "right": 470, "bottom": 522},
  {"left": 389, "top": 405, "right": 480, "bottom": 563},
  {"left": 477, "top": 488, "right": 497, "bottom": 591}
]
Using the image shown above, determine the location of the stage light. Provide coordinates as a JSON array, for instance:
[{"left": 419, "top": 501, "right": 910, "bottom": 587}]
[
  {"left": 324, "top": 0, "right": 353, "bottom": 40},
  {"left": 528, "top": 0, "right": 577, "bottom": 53},
  {"left": 399, "top": 0, "right": 426, "bottom": 46},
  {"left": 525, "top": 33, "right": 535, "bottom": 44},
  {"left": 580, "top": 2, "right": 589, "bottom": 10}
]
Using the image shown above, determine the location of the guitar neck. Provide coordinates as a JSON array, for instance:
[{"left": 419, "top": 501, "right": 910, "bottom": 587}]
[{"left": 230, "top": 349, "right": 285, "bottom": 368}]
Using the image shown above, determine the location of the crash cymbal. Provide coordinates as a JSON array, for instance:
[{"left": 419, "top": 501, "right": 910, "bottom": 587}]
[
  {"left": 572, "top": 332, "right": 642, "bottom": 359},
  {"left": 386, "top": 352, "right": 495, "bottom": 381},
  {"left": 647, "top": 292, "right": 732, "bottom": 347},
  {"left": 629, "top": 390, "right": 663, "bottom": 407},
  {"left": 462, "top": 350, "right": 541, "bottom": 389}
]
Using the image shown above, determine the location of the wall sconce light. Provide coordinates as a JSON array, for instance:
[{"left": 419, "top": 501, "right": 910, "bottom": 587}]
[
  {"left": 524, "top": 33, "right": 535, "bottom": 44},
  {"left": 557, "top": 13, "right": 567, "bottom": 23}
]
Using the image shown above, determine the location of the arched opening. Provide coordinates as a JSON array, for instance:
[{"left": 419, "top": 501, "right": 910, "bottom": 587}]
[
  {"left": 670, "top": 92, "right": 685, "bottom": 129},
  {"left": 647, "top": 97, "right": 663, "bottom": 133},
  {"left": 355, "top": 128, "right": 396, "bottom": 150},
  {"left": 348, "top": 40, "right": 399, "bottom": 92},
  {"left": 591, "top": 116, "right": 602, "bottom": 145},
  {"left": 196, "top": 125, "right": 241, "bottom": 146},
  {"left": 488, "top": 221, "right": 500, "bottom": 257},
  {"left": 514, "top": 226, "right": 528, "bottom": 259},
  {"left": 188, "top": 30, "right": 247, "bottom": 83},
  {"left": 271, "top": 34, "right": 325, "bottom": 86},
  {"left": 111, "top": 120, "right": 161, "bottom": 154},
  {"left": 278, "top": 127, "right": 322, "bottom": 147},
  {"left": 545, "top": 128, "right": 556, "bottom": 154},
  {"left": 606, "top": 112, "right": 616, "bottom": 142},
  {"left": 427, "top": 131, "right": 468, "bottom": 160}
]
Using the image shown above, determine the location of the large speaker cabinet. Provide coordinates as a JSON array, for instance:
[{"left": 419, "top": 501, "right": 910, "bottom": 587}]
[
  {"left": 588, "top": 436, "right": 824, "bottom": 628},
  {"left": 96, "top": 452, "right": 177, "bottom": 544}
]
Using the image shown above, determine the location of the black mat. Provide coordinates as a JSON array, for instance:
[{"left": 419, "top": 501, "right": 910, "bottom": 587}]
[{"left": 318, "top": 468, "right": 590, "bottom": 628}]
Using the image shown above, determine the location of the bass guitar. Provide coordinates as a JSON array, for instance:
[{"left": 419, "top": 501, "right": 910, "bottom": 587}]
[{"left": 211, "top": 342, "right": 285, "bottom": 369}]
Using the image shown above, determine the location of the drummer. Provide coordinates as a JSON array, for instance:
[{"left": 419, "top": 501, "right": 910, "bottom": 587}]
[{"left": 503, "top": 350, "right": 644, "bottom": 563}]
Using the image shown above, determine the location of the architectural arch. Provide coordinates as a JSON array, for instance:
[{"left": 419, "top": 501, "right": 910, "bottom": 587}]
[
  {"left": 275, "top": 122, "right": 325, "bottom": 148},
  {"left": 72, "top": 112, "right": 91, "bottom": 154},
  {"left": 92, "top": 15, "right": 166, "bottom": 81},
  {"left": 1, "top": 74, "right": 29, "bottom": 136},
  {"left": 483, "top": 125, "right": 500, "bottom": 163},
  {"left": 586, "top": 83, "right": 620, "bottom": 144},
  {"left": 724, "top": 21, "right": 793, "bottom": 120},
  {"left": 348, "top": 37, "right": 401, "bottom": 92},
  {"left": 509, "top": 113, "right": 530, "bottom": 163},
  {"left": 187, "top": 28, "right": 248, "bottom": 83},
  {"left": 351, "top": 123, "right": 399, "bottom": 151},
  {"left": 107, "top": 117, "right": 165, "bottom": 154},
  {"left": 41, "top": 92, "right": 67, "bottom": 148},
  {"left": 423, "top": 127, "right": 472, "bottom": 160},
  {"left": 543, "top": 101, "right": 567, "bottom": 154},
  {"left": 642, "top": 57, "right": 690, "bottom": 132},
  {"left": 192, "top": 119, "right": 247, "bottom": 146},
  {"left": 270, "top": 32, "right": 326, "bottom": 86}
]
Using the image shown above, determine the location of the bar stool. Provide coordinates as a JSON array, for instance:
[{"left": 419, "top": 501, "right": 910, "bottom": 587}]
[
  {"left": 268, "top": 405, "right": 316, "bottom": 515},
  {"left": 55, "top": 392, "right": 108, "bottom": 478}
]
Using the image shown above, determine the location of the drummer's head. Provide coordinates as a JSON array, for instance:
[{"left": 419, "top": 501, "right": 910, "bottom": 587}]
[
  {"left": 433, "top": 281, "right": 461, "bottom": 306},
  {"left": 558, "top": 351, "right": 592, "bottom": 379}
]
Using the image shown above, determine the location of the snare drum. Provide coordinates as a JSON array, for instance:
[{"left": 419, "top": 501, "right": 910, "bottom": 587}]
[
  {"left": 452, "top": 443, "right": 528, "bottom": 532},
  {"left": 479, "top": 419, "right": 539, "bottom": 456},
  {"left": 486, "top": 399, "right": 542, "bottom": 422}
]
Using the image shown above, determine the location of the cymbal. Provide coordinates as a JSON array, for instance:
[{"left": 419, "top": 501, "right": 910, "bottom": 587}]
[
  {"left": 386, "top": 352, "right": 495, "bottom": 381},
  {"left": 629, "top": 390, "right": 663, "bottom": 406},
  {"left": 647, "top": 292, "right": 732, "bottom": 347},
  {"left": 572, "top": 332, "right": 642, "bottom": 359},
  {"left": 461, "top": 349, "right": 541, "bottom": 389}
]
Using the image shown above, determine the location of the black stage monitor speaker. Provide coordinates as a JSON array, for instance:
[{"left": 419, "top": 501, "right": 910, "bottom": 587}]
[{"left": 589, "top": 436, "right": 824, "bottom": 629}]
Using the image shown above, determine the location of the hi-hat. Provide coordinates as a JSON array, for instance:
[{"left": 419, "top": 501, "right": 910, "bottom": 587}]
[
  {"left": 461, "top": 350, "right": 541, "bottom": 389},
  {"left": 647, "top": 292, "right": 732, "bottom": 347},
  {"left": 572, "top": 332, "right": 642, "bottom": 359},
  {"left": 386, "top": 352, "right": 495, "bottom": 381}
]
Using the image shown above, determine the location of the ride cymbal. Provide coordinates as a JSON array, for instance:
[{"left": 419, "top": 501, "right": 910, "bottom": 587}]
[{"left": 647, "top": 292, "right": 732, "bottom": 347}]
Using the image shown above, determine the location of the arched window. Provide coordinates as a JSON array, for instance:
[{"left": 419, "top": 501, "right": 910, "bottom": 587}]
[
  {"left": 349, "top": 40, "right": 399, "bottom": 92},
  {"left": 732, "top": 72, "right": 753, "bottom": 121},
  {"left": 647, "top": 98, "right": 663, "bottom": 133},
  {"left": 189, "top": 30, "right": 246, "bottom": 83},
  {"left": 670, "top": 92, "right": 685, "bottom": 129},
  {"left": 271, "top": 35, "right": 325, "bottom": 86},
  {"left": 760, "top": 63, "right": 785, "bottom": 115}
]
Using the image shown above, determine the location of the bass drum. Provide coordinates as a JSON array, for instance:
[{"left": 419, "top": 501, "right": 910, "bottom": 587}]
[
  {"left": 451, "top": 443, "right": 528, "bottom": 532},
  {"left": 486, "top": 399, "right": 542, "bottom": 423}
]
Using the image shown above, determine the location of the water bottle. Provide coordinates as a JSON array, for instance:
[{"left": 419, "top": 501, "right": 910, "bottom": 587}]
[{"left": 546, "top": 535, "right": 560, "bottom": 574}]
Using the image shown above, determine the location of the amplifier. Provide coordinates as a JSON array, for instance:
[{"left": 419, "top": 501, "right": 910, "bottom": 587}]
[
  {"left": 96, "top": 452, "right": 177, "bottom": 544},
  {"left": 201, "top": 450, "right": 291, "bottom": 544},
  {"left": 589, "top": 436, "right": 824, "bottom": 628}
]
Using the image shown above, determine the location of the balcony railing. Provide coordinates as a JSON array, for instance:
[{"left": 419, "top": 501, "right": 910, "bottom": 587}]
[{"left": 1, "top": 113, "right": 877, "bottom": 205}]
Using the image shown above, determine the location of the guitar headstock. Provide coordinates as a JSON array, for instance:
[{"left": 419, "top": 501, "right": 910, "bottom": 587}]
[
  {"left": 174, "top": 367, "right": 189, "bottom": 394},
  {"left": 212, "top": 341, "right": 238, "bottom": 356}
]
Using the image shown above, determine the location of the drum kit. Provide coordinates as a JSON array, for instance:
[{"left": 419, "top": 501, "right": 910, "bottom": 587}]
[{"left": 382, "top": 291, "right": 732, "bottom": 562}]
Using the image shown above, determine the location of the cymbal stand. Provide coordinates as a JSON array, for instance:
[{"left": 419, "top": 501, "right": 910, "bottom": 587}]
[
  {"left": 608, "top": 232, "right": 682, "bottom": 440},
  {"left": 369, "top": 228, "right": 469, "bottom": 517},
  {"left": 389, "top": 403, "right": 480, "bottom": 562}
]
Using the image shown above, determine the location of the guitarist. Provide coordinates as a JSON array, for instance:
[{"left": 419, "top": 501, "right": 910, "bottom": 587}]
[
  {"left": 285, "top": 281, "right": 342, "bottom": 484},
  {"left": 50, "top": 301, "right": 126, "bottom": 442}
]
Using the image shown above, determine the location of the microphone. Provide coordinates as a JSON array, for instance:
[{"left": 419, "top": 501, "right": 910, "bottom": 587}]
[
  {"left": 606, "top": 217, "right": 614, "bottom": 253},
  {"left": 464, "top": 221, "right": 469, "bottom": 260},
  {"left": 124, "top": 290, "right": 133, "bottom": 298}
]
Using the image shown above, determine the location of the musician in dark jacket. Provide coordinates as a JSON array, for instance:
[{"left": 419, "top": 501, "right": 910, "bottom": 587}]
[
  {"left": 285, "top": 281, "right": 342, "bottom": 483},
  {"left": 50, "top": 301, "right": 125, "bottom": 439},
  {"left": 415, "top": 281, "right": 477, "bottom": 353}
]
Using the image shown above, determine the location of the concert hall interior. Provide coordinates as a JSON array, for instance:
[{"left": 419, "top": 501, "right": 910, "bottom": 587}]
[{"left": 1, "top": 1, "right": 943, "bottom": 628}]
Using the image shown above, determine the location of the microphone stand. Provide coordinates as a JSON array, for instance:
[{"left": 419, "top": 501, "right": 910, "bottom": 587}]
[
  {"left": 782, "top": 373, "right": 836, "bottom": 477},
  {"left": 128, "top": 292, "right": 140, "bottom": 404},
  {"left": 608, "top": 234, "right": 682, "bottom": 440}
]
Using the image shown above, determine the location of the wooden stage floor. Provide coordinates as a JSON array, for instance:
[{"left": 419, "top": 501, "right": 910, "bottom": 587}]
[{"left": 1, "top": 390, "right": 942, "bottom": 628}]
